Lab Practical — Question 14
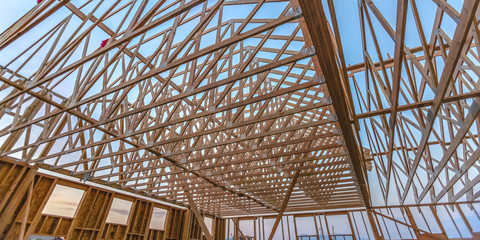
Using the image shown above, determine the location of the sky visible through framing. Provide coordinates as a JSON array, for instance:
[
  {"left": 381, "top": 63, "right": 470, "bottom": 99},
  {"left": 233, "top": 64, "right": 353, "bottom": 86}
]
[{"left": 0, "top": 0, "right": 479, "bottom": 239}]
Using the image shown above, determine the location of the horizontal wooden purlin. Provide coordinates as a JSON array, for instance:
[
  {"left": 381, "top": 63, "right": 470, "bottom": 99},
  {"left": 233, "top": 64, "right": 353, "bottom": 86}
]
[
  {"left": 203, "top": 157, "right": 348, "bottom": 178},
  {"left": 194, "top": 185, "right": 356, "bottom": 201},
  {"left": 192, "top": 175, "right": 353, "bottom": 195},
  {"left": 143, "top": 175, "right": 354, "bottom": 197},
  {"left": 226, "top": 171, "right": 349, "bottom": 188},
  {"left": 168, "top": 58, "right": 317, "bottom": 87},
  {"left": 302, "top": 189, "right": 361, "bottom": 198},
  {"left": 346, "top": 44, "right": 456, "bottom": 79},
  {"left": 175, "top": 202, "right": 257, "bottom": 215},
  {"left": 189, "top": 198, "right": 360, "bottom": 211},
  {"left": 285, "top": 202, "right": 364, "bottom": 212},
  {"left": 169, "top": 196, "right": 263, "bottom": 206},
  {"left": 163, "top": 187, "right": 262, "bottom": 200},
  {"left": 171, "top": 134, "right": 336, "bottom": 164},
  {"left": 145, "top": 166, "right": 349, "bottom": 187},
  {"left": 370, "top": 132, "right": 480, "bottom": 157},
  {"left": 117, "top": 151, "right": 347, "bottom": 185},
  {"left": 244, "top": 183, "right": 356, "bottom": 197},
  {"left": 246, "top": 178, "right": 355, "bottom": 193},
  {"left": 85, "top": 136, "right": 342, "bottom": 181},
  {"left": 157, "top": 188, "right": 284, "bottom": 200},
  {"left": 253, "top": 34, "right": 304, "bottom": 41},
  {"left": 82, "top": 138, "right": 342, "bottom": 179},
  {"left": 262, "top": 197, "right": 332, "bottom": 206},
  {"left": 53, "top": 117, "right": 336, "bottom": 169},
  {"left": 150, "top": 175, "right": 354, "bottom": 196},
  {"left": 181, "top": 196, "right": 277, "bottom": 208},
  {"left": 176, "top": 175, "right": 348, "bottom": 196},
  {"left": 71, "top": 142, "right": 338, "bottom": 187},
  {"left": 132, "top": 165, "right": 351, "bottom": 190},
  {"left": 160, "top": 188, "right": 261, "bottom": 202},
  {"left": 46, "top": 94, "right": 329, "bottom": 161},
  {"left": 299, "top": 178, "right": 355, "bottom": 188},
  {"left": 355, "top": 90, "right": 480, "bottom": 119},
  {"left": 228, "top": 169, "right": 350, "bottom": 186},
  {"left": 167, "top": 193, "right": 313, "bottom": 205},
  {"left": 170, "top": 189, "right": 360, "bottom": 206},
  {"left": 286, "top": 196, "right": 361, "bottom": 206}
]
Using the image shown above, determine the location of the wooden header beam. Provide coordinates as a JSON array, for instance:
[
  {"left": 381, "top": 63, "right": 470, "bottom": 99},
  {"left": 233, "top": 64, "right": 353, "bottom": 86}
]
[{"left": 297, "top": 0, "right": 371, "bottom": 207}]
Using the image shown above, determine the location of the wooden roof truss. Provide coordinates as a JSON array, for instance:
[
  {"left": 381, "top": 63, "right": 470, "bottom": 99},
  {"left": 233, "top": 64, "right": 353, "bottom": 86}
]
[{"left": 0, "top": 0, "right": 478, "bottom": 216}]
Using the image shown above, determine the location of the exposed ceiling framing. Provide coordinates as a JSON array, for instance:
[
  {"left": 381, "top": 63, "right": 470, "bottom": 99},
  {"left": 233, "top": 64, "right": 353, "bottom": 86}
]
[{"left": 0, "top": 0, "right": 479, "bottom": 217}]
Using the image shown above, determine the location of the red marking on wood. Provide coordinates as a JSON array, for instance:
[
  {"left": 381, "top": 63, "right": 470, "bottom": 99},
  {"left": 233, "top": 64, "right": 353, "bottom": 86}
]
[{"left": 100, "top": 38, "right": 109, "bottom": 48}]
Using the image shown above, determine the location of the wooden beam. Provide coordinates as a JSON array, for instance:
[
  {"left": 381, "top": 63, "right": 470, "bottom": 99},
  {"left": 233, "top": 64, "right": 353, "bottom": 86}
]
[
  {"left": 185, "top": 190, "right": 213, "bottom": 240},
  {"left": 366, "top": 209, "right": 382, "bottom": 240},
  {"left": 297, "top": 0, "right": 371, "bottom": 207},
  {"left": 267, "top": 170, "right": 300, "bottom": 240},
  {"left": 370, "top": 209, "right": 443, "bottom": 240},
  {"left": 355, "top": 90, "right": 480, "bottom": 119},
  {"left": 385, "top": 0, "right": 408, "bottom": 199}
]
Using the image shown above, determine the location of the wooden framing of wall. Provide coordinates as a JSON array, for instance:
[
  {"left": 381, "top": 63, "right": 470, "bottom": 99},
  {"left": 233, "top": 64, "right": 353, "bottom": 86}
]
[
  {"left": 0, "top": 157, "right": 187, "bottom": 240},
  {"left": 226, "top": 201, "right": 480, "bottom": 240}
]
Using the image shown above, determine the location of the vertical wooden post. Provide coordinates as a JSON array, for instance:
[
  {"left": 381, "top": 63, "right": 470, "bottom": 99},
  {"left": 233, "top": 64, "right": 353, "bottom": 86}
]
[
  {"left": 18, "top": 181, "right": 33, "bottom": 240},
  {"left": 185, "top": 190, "right": 213, "bottom": 240},
  {"left": 346, "top": 213, "right": 357, "bottom": 240},
  {"left": 403, "top": 207, "right": 420, "bottom": 239},
  {"left": 234, "top": 218, "right": 239, "bottom": 240},
  {"left": 429, "top": 206, "right": 447, "bottom": 236},
  {"left": 312, "top": 214, "right": 320, "bottom": 240},
  {"left": 366, "top": 210, "right": 382, "bottom": 240},
  {"left": 254, "top": 217, "right": 257, "bottom": 240},
  {"left": 323, "top": 214, "right": 331, "bottom": 240},
  {"left": 268, "top": 170, "right": 300, "bottom": 240},
  {"left": 182, "top": 210, "right": 193, "bottom": 240},
  {"left": 456, "top": 204, "right": 474, "bottom": 235}
]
